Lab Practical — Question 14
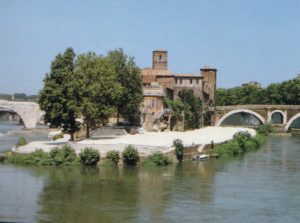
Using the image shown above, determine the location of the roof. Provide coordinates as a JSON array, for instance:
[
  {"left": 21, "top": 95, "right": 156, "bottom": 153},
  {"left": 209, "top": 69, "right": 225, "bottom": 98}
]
[{"left": 175, "top": 74, "right": 203, "bottom": 78}]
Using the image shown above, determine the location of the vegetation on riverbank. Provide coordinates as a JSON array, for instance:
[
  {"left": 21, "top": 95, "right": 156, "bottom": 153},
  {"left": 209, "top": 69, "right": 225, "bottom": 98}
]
[
  {"left": 214, "top": 131, "right": 267, "bottom": 158},
  {"left": 142, "top": 152, "right": 172, "bottom": 167},
  {"left": 3, "top": 145, "right": 101, "bottom": 167}
]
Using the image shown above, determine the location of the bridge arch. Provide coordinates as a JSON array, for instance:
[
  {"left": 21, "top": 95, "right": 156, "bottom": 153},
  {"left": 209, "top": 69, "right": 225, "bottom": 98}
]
[
  {"left": 0, "top": 100, "right": 44, "bottom": 129},
  {"left": 268, "top": 110, "right": 286, "bottom": 124},
  {"left": 215, "top": 109, "right": 265, "bottom": 127},
  {"left": 284, "top": 113, "right": 300, "bottom": 131}
]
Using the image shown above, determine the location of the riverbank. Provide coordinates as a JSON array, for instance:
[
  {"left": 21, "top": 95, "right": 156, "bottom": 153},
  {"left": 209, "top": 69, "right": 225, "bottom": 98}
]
[{"left": 12, "top": 127, "right": 256, "bottom": 157}]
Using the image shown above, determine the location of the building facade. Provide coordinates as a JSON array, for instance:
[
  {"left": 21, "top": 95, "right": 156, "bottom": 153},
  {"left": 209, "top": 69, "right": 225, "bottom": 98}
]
[{"left": 141, "top": 50, "right": 217, "bottom": 131}]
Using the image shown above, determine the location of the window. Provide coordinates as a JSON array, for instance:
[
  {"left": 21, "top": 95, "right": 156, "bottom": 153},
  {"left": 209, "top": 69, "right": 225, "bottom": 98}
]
[
  {"left": 175, "top": 79, "right": 178, "bottom": 84},
  {"left": 159, "top": 55, "right": 162, "bottom": 60},
  {"left": 179, "top": 79, "right": 182, "bottom": 84},
  {"left": 190, "top": 79, "right": 193, "bottom": 84},
  {"left": 196, "top": 79, "right": 199, "bottom": 84}
]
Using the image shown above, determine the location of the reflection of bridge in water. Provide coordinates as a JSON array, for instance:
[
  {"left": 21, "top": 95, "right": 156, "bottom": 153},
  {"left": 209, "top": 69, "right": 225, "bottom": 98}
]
[
  {"left": 214, "top": 105, "right": 300, "bottom": 131},
  {"left": 0, "top": 100, "right": 44, "bottom": 129}
]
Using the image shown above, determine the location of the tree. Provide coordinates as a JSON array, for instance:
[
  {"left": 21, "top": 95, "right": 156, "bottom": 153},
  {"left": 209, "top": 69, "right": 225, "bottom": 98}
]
[
  {"left": 178, "top": 89, "right": 202, "bottom": 129},
  {"left": 107, "top": 49, "right": 143, "bottom": 126},
  {"left": 38, "top": 48, "right": 79, "bottom": 141},
  {"left": 75, "top": 52, "right": 122, "bottom": 138}
]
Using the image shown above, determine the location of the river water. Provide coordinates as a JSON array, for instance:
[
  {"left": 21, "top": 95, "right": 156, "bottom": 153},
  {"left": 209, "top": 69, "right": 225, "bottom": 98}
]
[{"left": 0, "top": 122, "right": 300, "bottom": 222}]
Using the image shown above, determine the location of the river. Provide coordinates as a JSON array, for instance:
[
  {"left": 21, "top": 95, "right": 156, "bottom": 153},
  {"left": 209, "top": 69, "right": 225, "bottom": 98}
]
[{"left": 0, "top": 121, "right": 300, "bottom": 222}]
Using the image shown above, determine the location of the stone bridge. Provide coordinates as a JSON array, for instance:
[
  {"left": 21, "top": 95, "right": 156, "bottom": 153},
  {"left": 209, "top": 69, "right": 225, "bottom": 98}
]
[
  {"left": 214, "top": 105, "right": 300, "bottom": 131},
  {"left": 0, "top": 100, "right": 44, "bottom": 129}
]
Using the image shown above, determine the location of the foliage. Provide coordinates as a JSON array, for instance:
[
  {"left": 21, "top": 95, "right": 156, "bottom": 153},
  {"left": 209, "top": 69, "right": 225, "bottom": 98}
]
[
  {"left": 216, "top": 78, "right": 300, "bottom": 106},
  {"left": 25, "top": 149, "right": 53, "bottom": 165},
  {"left": 178, "top": 89, "right": 202, "bottom": 129},
  {"left": 17, "top": 137, "right": 27, "bottom": 147},
  {"left": 75, "top": 52, "right": 122, "bottom": 138},
  {"left": 52, "top": 133, "right": 64, "bottom": 141},
  {"left": 256, "top": 123, "right": 273, "bottom": 136},
  {"left": 122, "top": 145, "right": 140, "bottom": 165},
  {"left": 38, "top": 48, "right": 80, "bottom": 141},
  {"left": 107, "top": 49, "right": 143, "bottom": 126},
  {"left": 173, "top": 139, "right": 184, "bottom": 162},
  {"left": 50, "top": 145, "right": 79, "bottom": 166},
  {"left": 142, "top": 152, "right": 172, "bottom": 167},
  {"left": 214, "top": 132, "right": 267, "bottom": 158},
  {"left": 164, "top": 89, "right": 202, "bottom": 130},
  {"left": 103, "top": 159, "right": 116, "bottom": 167},
  {"left": 79, "top": 147, "right": 100, "bottom": 166},
  {"left": 106, "top": 150, "right": 120, "bottom": 165}
]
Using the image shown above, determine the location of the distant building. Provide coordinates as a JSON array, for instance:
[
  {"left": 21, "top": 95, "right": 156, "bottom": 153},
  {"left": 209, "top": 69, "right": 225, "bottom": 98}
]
[
  {"left": 141, "top": 50, "right": 217, "bottom": 131},
  {"left": 242, "top": 81, "right": 261, "bottom": 88}
]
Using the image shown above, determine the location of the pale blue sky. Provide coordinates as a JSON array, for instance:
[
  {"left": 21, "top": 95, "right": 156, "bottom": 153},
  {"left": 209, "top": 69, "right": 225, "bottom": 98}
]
[{"left": 1, "top": 0, "right": 300, "bottom": 94}]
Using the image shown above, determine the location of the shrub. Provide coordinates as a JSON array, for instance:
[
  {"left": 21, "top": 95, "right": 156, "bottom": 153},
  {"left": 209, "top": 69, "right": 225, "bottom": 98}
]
[
  {"left": 6, "top": 153, "right": 29, "bottom": 164},
  {"left": 142, "top": 152, "right": 172, "bottom": 167},
  {"left": 25, "top": 149, "right": 53, "bottom": 165},
  {"left": 79, "top": 148, "right": 100, "bottom": 166},
  {"left": 50, "top": 145, "right": 79, "bottom": 166},
  {"left": 17, "top": 137, "right": 27, "bottom": 147},
  {"left": 103, "top": 159, "right": 115, "bottom": 167},
  {"left": 173, "top": 139, "right": 184, "bottom": 162},
  {"left": 257, "top": 123, "right": 272, "bottom": 136},
  {"left": 122, "top": 145, "right": 140, "bottom": 165},
  {"left": 52, "top": 133, "right": 64, "bottom": 141},
  {"left": 106, "top": 150, "right": 120, "bottom": 165}
]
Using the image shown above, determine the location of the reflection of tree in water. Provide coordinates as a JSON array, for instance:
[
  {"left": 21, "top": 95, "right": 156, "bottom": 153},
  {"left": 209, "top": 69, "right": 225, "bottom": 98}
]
[
  {"left": 222, "top": 112, "right": 262, "bottom": 126},
  {"left": 37, "top": 167, "right": 140, "bottom": 223},
  {"left": 35, "top": 161, "right": 228, "bottom": 223}
]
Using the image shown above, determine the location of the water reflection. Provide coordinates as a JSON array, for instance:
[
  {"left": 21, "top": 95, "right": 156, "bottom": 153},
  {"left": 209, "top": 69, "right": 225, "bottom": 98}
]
[
  {"left": 1, "top": 136, "right": 300, "bottom": 223},
  {"left": 33, "top": 162, "right": 222, "bottom": 223}
]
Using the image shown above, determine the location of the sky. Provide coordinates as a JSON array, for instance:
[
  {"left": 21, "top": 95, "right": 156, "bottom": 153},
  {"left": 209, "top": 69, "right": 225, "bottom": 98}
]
[{"left": 1, "top": 0, "right": 300, "bottom": 95}]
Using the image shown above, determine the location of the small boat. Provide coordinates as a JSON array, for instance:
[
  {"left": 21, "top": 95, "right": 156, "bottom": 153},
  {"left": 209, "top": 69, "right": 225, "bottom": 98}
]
[{"left": 192, "top": 154, "right": 210, "bottom": 161}]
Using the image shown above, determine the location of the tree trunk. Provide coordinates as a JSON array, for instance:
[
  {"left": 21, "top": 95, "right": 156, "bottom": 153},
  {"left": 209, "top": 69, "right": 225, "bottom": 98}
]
[
  {"left": 117, "top": 108, "right": 120, "bottom": 125},
  {"left": 70, "top": 132, "right": 74, "bottom": 141},
  {"left": 86, "top": 123, "right": 90, "bottom": 139}
]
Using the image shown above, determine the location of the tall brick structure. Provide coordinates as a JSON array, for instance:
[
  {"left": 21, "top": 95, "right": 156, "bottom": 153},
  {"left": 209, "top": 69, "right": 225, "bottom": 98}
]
[{"left": 141, "top": 50, "right": 217, "bottom": 131}]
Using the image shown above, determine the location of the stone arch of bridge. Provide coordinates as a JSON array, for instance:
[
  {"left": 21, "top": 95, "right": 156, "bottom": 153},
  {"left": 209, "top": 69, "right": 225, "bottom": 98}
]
[
  {"left": 268, "top": 110, "right": 286, "bottom": 124},
  {"left": 0, "top": 103, "right": 44, "bottom": 129},
  {"left": 284, "top": 113, "right": 300, "bottom": 131},
  {"left": 215, "top": 109, "right": 266, "bottom": 127},
  {"left": 0, "top": 105, "right": 25, "bottom": 125}
]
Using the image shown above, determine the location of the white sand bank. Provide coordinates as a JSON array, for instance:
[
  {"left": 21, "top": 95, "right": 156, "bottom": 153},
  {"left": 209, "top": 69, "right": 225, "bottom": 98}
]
[{"left": 14, "top": 127, "right": 255, "bottom": 155}]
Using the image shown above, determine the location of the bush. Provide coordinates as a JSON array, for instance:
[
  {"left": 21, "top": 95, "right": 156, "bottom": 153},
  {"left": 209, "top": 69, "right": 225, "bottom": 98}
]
[
  {"left": 25, "top": 149, "right": 52, "bottom": 165},
  {"left": 52, "top": 133, "right": 64, "bottom": 141},
  {"left": 17, "top": 137, "right": 27, "bottom": 147},
  {"left": 214, "top": 132, "right": 267, "bottom": 158},
  {"left": 6, "top": 153, "right": 29, "bottom": 164},
  {"left": 50, "top": 145, "right": 79, "bottom": 166},
  {"left": 106, "top": 150, "right": 120, "bottom": 165},
  {"left": 79, "top": 148, "right": 100, "bottom": 166},
  {"left": 142, "top": 152, "right": 172, "bottom": 167},
  {"left": 173, "top": 139, "right": 184, "bottom": 162},
  {"left": 257, "top": 123, "right": 272, "bottom": 136},
  {"left": 233, "top": 131, "right": 252, "bottom": 153},
  {"left": 122, "top": 145, "right": 140, "bottom": 165}
]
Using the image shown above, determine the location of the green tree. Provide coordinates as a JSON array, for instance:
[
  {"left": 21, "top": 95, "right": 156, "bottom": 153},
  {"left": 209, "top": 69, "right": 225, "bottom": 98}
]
[
  {"left": 75, "top": 52, "right": 122, "bottom": 138},
  {"left": 107, "top": 49, "right": 143, "bottom": 126},
  {"left": 38, "top": 48, "right": 79, "bottom": 141},
  {"left": 178, "top": 89, "right": 202, "bottom": 129}
]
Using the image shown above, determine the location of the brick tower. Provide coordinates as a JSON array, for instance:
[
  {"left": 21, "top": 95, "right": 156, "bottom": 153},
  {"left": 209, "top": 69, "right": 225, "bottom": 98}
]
[{"left": 152, "top": 50, "right": 168, "bottom": 70}]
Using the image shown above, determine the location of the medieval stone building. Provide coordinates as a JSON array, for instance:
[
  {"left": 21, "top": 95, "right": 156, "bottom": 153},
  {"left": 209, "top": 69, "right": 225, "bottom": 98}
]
[{"left": 141, "top": 50, "right": 217, "bottom": 131}]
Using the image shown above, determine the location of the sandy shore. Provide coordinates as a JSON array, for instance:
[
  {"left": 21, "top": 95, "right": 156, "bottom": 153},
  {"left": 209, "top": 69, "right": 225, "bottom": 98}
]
[{"left": 14, "top": 127, "right": 256, "bottom": 156}]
